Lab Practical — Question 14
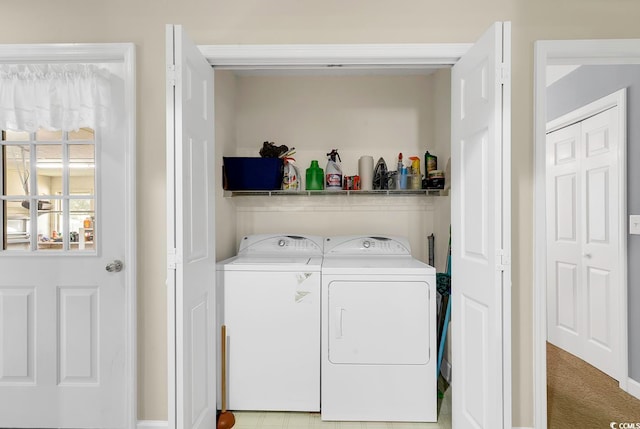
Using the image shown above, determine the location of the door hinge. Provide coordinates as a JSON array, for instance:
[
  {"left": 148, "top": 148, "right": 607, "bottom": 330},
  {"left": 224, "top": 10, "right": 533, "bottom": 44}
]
[
  {"left": 167, "top": 248, "right": 180, "bottom": 270},
  {"left": 167, "top": 65, "right": 177, "bottom": 87},
  {"left": 496, "top": 249, "right": 511, "bottom": 272},
  {"left": 499, "top": 62, "right": 510, "bottom": 85}
]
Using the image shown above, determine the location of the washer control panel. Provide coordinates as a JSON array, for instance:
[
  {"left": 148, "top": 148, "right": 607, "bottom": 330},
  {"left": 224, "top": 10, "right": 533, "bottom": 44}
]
[{"left": 239, "top": 234, "right": 324, "bottom": 255}]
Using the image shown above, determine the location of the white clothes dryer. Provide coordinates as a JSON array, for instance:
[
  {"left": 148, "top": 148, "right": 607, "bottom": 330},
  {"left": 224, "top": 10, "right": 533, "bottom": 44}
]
[
  {"left": 216, "top": 234, "right": 323, "bottom": 411},
  {"left": 321, "top": 235, "right": 437, "bottom": 422}
]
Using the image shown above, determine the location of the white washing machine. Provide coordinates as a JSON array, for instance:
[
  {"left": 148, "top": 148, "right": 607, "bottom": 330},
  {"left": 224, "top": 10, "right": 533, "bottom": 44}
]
[
  {"left": 216, "top": 234, "right": 323, "bottom": 411},
  {"left": 321, "top": 235, "right": 437, "bottom": 422}
]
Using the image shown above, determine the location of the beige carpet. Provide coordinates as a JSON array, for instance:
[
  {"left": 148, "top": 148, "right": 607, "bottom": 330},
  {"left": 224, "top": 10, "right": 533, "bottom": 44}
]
[{"left": 547, "top": 342, "right": 640, "bottom": 428}]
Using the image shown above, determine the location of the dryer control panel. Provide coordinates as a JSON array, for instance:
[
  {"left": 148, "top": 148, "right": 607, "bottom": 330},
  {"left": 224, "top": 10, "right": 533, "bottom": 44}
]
[
  {"left": 238, "top": 234, "right": 324, "bottom": 255},
  {"left": 324, "top": 235, "right": 411, "bottom": 256}
]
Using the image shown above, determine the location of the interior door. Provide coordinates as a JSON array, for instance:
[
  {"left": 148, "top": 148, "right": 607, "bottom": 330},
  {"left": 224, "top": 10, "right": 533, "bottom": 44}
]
[
  {"left": 451, "top": 22, "right": 511, "bottom": 429},
  {"left": 546, "top": 106, "right": 620, "bottom": 379},
  {"left": 0, "top": 67, "right": 130, "bottom": 427},
  {"left": 166, "top": 25, "right": 217, "bottom": 429}
]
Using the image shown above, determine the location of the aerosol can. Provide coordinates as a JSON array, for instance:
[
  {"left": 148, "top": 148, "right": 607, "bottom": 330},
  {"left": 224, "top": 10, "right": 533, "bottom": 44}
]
[{"left": 325, "top": 149, "right": 343, "bottom": 191}]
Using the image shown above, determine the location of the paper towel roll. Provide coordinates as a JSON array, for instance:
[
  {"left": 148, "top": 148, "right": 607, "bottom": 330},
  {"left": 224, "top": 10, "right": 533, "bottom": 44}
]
[{"left": 358, "top": 156, "right": 374, "bottom": 191}]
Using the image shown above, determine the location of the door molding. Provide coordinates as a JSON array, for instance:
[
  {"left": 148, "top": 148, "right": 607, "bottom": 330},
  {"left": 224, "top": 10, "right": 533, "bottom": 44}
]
[
  {"left": 0, "top": 42, "right": 137, "bottom": 429},
  {"left": 534, "top": 39, "right": 640, "bottom": 429},
  {"left": 169, "top": 33, "right": 511, "bottom": 428}
]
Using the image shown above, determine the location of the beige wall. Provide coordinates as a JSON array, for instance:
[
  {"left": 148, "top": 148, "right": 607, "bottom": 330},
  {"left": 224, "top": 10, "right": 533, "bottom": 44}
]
[
  {"left": 224, "top": 72, "right": 445, "bottom": 265},
  {"left": 3, "top": 1, "right": 640, "bottom": 426}
]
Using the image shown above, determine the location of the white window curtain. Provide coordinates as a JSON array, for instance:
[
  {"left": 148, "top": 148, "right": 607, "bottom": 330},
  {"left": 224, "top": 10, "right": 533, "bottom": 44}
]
[{"left": 0, "top": 64, "right": 111, "bottom": 132}]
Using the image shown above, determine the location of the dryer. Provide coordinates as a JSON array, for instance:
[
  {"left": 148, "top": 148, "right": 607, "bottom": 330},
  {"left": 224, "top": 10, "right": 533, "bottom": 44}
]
[
  {"left": 321, "top": 235, "right": 437, "bottom": 422},
  {"left": 216, "top": 234, "right": 323, "bottom": 411}
]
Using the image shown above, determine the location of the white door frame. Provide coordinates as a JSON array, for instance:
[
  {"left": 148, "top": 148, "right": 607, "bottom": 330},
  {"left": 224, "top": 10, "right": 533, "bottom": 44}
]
[
  {"left": 534, "top": 39, "right": 640, "bottom": 429},
  {"left": 172, "top": 38, "right": 512, "bottom": 428},
  {"left": 0, "top": 43, "right": 137, "bottom": 429}
]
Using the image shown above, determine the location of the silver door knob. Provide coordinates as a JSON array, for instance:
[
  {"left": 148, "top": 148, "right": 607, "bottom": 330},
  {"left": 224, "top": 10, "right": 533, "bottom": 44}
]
[
  {"left": 106, "top": 260, "right": 123, "bottom": 272},
  {"left": 583, "top": 253, "right": 592, "bottom": 259}
]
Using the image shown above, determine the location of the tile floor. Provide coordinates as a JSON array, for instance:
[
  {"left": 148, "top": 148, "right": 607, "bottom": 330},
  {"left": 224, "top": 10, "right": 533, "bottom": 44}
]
[{"left": 230, "top": 385, "right": 451, "bottom": 429}]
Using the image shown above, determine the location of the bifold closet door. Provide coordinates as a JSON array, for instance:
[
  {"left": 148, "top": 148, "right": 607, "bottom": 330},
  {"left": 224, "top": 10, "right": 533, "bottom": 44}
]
[{"left": 546, "top": 106, "right": 620, "bottom": 380}]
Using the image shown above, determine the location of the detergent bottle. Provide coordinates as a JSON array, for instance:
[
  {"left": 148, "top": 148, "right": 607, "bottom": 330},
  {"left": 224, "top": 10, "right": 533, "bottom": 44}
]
[
  {"left": 409, "top": 156, "right": 422, "bottom": 189},
  {"left": 306, "top": 160, "right": 324, "bottom": 190},
  {"left": 282, "top": 157, "right": 301, "bottom": 191},
  {"left": 325, "top": 149, "right": 343, "bottom": 191}
]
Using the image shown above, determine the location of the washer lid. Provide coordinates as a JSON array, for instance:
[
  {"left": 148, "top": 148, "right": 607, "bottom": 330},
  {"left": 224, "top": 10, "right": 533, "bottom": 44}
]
[
  {"left": 219, "top": 255, "right": 323, "bottom": 272},
  {"left": 321, "top": 256, "right": 435, "bottom": 275}
]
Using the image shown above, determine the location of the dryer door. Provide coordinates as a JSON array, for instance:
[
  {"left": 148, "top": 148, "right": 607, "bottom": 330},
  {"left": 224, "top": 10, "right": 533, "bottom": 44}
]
[{"left": 328, "top": 280, "right": 430, "bottom": 365}]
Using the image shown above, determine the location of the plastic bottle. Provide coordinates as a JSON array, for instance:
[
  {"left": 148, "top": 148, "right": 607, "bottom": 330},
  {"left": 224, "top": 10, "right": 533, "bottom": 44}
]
[
  {"left": 425, "top": 151, "right": 437, "bottom": 174},
  {"left": 409, "top": 156, "right": 422, "bottom": 189},
  {"left": 282, "top": 157, "right": 301, "bottom": 191},
  {"left": 325, "top": 149, "right": 343, "bottom": 191},
  {"left": 399, "top": 165, "right": 408, "bottom": 189},
  {"left": 305, "top": 160, "right": 324, "bottom": 190}
]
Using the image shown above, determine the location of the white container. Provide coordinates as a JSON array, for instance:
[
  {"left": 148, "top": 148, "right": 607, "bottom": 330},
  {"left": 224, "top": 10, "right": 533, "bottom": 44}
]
[{"left": 358, "top": 156, "right": 374, "bottom": 191}]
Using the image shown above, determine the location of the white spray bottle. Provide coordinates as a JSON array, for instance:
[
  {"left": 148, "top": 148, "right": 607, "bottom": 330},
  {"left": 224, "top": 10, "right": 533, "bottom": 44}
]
[{"left": 325, "top": 149, "right": 343, "bottom": 191}]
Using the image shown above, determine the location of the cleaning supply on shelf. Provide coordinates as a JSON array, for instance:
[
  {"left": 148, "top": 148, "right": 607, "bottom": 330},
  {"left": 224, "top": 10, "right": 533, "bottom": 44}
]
[
  {"left": 372, "top": 157, "right": 388, "bottom": 190},
  {"left": 425, "top": 150, "right": 437, "bottom": 174},
  {"left": 325, "top": 149, "right": 343, "bottom": 191},
  {"left": 399, "top": 165, "right": 408, "bottom": 189},
  {"left": 396, "top": 153, "right": 403, "bottom": 190},
  {"left": 358, "top": 155, "right": 374, "bottom": 191},
  {"left": 427, "top": 169, "right": 445, "bottom": 189},
  {"left": 282, "top": 157, "right": 301, "bottom": 191},
  {"left": 409, "top": 156, "right": 422, "bottom": 189},
  {"left": 305, "top": 160, "right": 324, "bottom": 190}
]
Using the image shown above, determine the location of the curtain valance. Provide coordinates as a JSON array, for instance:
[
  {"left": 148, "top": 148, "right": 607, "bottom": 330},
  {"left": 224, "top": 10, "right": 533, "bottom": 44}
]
[{"left": 0, "top": 64, "right": 111, "bottom": 132}]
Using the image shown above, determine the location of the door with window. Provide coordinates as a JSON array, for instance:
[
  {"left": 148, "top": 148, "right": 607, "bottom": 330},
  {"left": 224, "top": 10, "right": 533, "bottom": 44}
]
[{"left": 0, "top": 58, "right": 133, "bottom": 428}]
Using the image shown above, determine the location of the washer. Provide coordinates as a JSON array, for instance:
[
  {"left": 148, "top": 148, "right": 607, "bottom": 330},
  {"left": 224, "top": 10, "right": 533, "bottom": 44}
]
[
  {"left": 216, "top": 234, "right": 322, "bottom": 411},
  {"left": 321, "top": 235, "right": 437, "bottom": 422}
]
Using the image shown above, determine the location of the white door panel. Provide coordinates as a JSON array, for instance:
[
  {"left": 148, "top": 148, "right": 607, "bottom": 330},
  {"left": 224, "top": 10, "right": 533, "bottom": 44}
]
[
  {"left": 223, "top": 270, "right": 320, "bottom": 411},
  {"left": 167, "top": 24, "right": 217, "bottom": 429},
  {"left": 328, "top": 281, "right": 430, "bottom": 365},
  {"left": 546, "top": 106, "right": 620, "bottom": 379},
  {"left": 0, "top": 62, "right": 131, "bottom": 427},
  {"left": 452, "top": 22, "right": 510, "bottom": 429}
]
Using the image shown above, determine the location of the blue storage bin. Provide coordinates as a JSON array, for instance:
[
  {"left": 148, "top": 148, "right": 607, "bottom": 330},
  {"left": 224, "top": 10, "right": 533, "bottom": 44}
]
[{"left": 223, "top": 157, "right": 284, "bottom": 190}]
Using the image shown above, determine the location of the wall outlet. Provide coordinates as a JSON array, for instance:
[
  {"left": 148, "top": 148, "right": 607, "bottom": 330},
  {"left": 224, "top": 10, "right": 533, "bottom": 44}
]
[{"left": 631, "top": 215, "right": 640, "bottom": 235}]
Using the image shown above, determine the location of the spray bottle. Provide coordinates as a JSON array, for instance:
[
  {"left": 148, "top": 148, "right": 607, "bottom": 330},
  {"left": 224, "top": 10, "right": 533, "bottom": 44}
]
[{"left": 325, "top": 149, "right": 343, "bottom": 191}]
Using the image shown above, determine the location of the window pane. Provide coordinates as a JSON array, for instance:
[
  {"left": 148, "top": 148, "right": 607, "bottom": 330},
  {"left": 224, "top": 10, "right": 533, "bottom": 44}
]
[
  {"left": 3, "top": 200, "right": 30, "bottom": 251},
  {"left": 69, "top": 128, "right": 95, "bottom": 141},
  {"left": 69, "top": 145, "right": 95, "bottom": 195},
  {"left": 3, "top": 145, "right": 31, "bottom": 196},
  {"left": 36, "top": 129, "right": 62, "bottom": 141},
  {"left": 70, "top": 199, "right": 94, "bottom": 252},
  {"left": 36, "top": 198, "right": 62, "bottom": 251},
  {"left": 2, "top": 130, "right": 30, "bottom": 142},
  {"left": 36, "top": 145, "right": 63, "bottom": 196}
]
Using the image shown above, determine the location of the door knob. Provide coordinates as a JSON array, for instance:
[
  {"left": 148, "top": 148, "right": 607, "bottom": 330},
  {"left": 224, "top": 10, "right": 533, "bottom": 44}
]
[
  {"left": 106, "top": 260, "right": 123, "bottom": 272},
  {"left": 583, "top": 253, "right": 592, "bottom": 259}
]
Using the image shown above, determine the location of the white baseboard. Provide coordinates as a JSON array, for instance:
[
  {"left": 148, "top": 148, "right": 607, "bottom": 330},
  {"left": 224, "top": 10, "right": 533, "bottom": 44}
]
[
  {"left": 137, "top": 421, "right": 168, "bottom": 429},
  {"left": 440, "top": 358, "right": 452, "bottom": 383},
  {"left": 136, "top": 417, "right": 532, "bottom": 429},
  {"left": 628, "top": 377, "right": 640, "bottom": 400}
]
